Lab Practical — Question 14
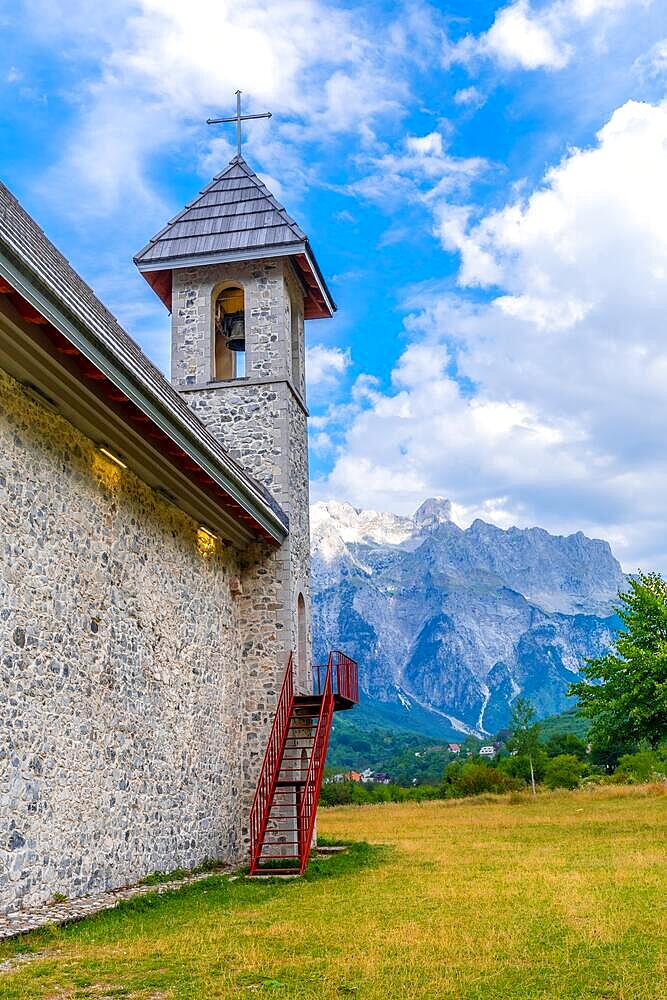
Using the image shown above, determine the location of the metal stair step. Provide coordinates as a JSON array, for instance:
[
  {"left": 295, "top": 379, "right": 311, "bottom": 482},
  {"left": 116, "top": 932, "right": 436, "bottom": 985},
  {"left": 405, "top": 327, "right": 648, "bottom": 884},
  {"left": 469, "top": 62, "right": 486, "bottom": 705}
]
[
  {"left": 249, "top": 651, "right": 354, "bottom": 878},
  {"left": 255, "top": 865, "right": 301, "bottom": 871},
  {"left": 259, "top": 853, "right": 300, "bottom": 858}
]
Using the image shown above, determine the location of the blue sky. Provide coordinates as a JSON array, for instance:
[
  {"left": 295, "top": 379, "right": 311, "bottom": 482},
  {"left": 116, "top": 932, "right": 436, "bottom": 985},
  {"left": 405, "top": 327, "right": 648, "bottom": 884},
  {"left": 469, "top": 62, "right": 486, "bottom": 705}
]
[{"left": 2, "top": 0, "right": 667, "bottom": 570}]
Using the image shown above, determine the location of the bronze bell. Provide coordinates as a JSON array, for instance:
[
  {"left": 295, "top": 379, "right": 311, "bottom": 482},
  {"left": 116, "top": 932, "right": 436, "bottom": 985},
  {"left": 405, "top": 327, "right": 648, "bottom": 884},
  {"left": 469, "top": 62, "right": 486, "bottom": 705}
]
[{"left": 223, "top": 310, "right": 245, "bottom": 352}]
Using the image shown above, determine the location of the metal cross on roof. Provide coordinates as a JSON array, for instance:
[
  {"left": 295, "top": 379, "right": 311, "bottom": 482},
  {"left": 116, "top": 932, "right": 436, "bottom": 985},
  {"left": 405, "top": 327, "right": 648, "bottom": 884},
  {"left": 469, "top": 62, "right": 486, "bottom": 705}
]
[{"left": 207, "top": 90, "right": 272, "bottom": 157}]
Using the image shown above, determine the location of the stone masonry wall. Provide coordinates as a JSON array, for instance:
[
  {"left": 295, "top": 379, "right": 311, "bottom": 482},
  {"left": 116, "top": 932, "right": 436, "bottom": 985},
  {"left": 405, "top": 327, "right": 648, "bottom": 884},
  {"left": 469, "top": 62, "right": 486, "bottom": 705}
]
[
  {"left": 235, "top": 541, "right": 287, "bottom": 853},
  {"left": 285, "top": 393, "right": 311, "bottom": 690},
  {"left": 285, "top": 263, "right": 306, "bottom": 400},
  {"left": 172, "top": 259, "right": 296, "bottom": 388},
  {"left": 0, "top": 366, "right": 273, "bottom": 914},
  {"left": 171, "top": 258, "right": 312, "bottom": 693},
  {"left": 182, "top": 381, "right": 311, "bottom": 691},
  {"left": 185, "top": 381, "right": 286, "bottom": 501}
]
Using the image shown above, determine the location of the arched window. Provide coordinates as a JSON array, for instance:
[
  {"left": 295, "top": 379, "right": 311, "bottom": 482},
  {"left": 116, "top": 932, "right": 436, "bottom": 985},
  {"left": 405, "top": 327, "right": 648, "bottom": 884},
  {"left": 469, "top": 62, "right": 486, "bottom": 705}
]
[
  {"left": 297, "top": 592, "right": 307, "bottom": 676},
  {"left": 214, "top": 286, "right": 245, "bottom": 379}
]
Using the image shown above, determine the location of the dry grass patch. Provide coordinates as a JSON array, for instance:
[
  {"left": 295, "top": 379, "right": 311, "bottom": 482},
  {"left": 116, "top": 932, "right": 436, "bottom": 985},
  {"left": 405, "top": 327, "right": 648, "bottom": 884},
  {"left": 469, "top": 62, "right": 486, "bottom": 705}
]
[{"left": 0, "top": 785, "right": 665, "bottom": 999}]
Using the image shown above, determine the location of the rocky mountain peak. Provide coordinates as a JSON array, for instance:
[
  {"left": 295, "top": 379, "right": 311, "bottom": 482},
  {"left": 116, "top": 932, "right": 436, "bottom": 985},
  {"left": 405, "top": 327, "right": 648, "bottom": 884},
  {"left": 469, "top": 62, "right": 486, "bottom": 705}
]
[
  {"left": 311, "top": 496, "right": 626, "bottom": 736},
  {"left": 311, "top": 499, "right": 416, "bottom": 550},
  {"left": 414, "top": 497, "right": 453, "bottom": 532}
]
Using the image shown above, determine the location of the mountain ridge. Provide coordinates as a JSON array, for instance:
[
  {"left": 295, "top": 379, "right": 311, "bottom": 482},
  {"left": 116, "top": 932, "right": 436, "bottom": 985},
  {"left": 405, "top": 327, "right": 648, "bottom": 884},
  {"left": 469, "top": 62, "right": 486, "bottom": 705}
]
[{"left": 311, "top": 498, "right": 624, "bottom": 736}]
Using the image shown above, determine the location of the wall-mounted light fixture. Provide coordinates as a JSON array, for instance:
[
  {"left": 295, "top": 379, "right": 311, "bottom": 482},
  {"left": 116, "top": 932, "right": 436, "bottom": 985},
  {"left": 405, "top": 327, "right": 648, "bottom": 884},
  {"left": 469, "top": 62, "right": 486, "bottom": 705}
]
[
  {"left": 198, "top": 524, "right": 218, "bottom": 541},
  {"left": 98, "top": 445, "right": 127, "bottom": 469}
]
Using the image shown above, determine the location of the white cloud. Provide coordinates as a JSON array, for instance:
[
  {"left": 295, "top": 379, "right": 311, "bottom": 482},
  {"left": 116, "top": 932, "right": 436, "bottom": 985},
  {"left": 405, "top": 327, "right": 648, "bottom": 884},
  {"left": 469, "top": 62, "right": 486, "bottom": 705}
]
[
  {"left": 26, "top": 0, "right": 412, "bottom": 217},
  {"left": 452, "top": 0, "right": 653, "bottom": 72},
  {"left": 311, "top": 431, "right": 334, "bottom": 455},
  {"left": 634, "top": 35, "right": 667, "bottom": 79},
  {"left": 406, "top": 132, "right": 444, "bottom": 157},
  {"left": 351, "top": 131, "right": 487, "bottom": 210},
  {"left": 485, "top": 1, "right": 571, "bottom": 70},
  {"left": 570, "top": 0, "right": 647, "bottom": 14},
  {"left": 453, "top": 86, "right": 484, "bottom": 108},
  {"left": 306, "top": 344, "right": 351, "bottom": 387},
  {"left": 317, "top": 98, "right": 667, "bottom": 572}
]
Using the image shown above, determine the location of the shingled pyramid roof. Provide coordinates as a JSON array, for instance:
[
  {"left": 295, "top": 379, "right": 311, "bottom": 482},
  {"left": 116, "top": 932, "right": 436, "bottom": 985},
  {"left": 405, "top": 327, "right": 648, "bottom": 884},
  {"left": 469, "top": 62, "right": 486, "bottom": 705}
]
[{"left": 134, "top": 156, "right": 334, "bottom": 319}]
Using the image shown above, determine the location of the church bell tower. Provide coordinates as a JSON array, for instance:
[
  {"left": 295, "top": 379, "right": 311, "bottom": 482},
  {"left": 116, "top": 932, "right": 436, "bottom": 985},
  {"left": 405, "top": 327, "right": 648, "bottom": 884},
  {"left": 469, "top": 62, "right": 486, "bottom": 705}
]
[{"left": 134, "top": 153, "right": 335, "bottom": 691}]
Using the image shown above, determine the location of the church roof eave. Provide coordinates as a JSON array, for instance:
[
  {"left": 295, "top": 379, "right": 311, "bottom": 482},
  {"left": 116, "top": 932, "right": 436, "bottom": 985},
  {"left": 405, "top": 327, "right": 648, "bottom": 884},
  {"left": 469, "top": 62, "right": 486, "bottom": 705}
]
[
  {"left": 136, "top": 241, "right": 335, "bottom": 319},
  {"left": 0, "top": 182, "right": 288, "bottom": 547},
  {"left": 134, "top": 155, "right": 336, "bottom": 319}
]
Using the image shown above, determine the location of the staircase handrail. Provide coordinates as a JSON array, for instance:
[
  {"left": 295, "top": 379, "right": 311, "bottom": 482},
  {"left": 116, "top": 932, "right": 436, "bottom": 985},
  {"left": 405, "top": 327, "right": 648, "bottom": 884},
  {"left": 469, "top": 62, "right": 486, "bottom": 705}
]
[
  {"left": 248, "top": 653, "right": 295, "bottom": 874},
  {"left": 297, "top": 651, "right": 335, "bottom": 872},
  {"left": 333, "top": 650, "right": 359, "bottom": 703},
  {"left": 312, "top": 650, "right": 359, "bottom": 704}
]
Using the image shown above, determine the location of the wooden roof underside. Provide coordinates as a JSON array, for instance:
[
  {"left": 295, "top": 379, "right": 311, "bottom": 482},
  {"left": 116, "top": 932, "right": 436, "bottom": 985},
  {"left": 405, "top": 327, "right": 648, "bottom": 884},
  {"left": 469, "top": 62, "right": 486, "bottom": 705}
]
[
  {"left": 135, "top": 157, "right": 335, "bottom": 319},
  {"left": 0, "top": 182, "right": 288, "bottom": 547}
]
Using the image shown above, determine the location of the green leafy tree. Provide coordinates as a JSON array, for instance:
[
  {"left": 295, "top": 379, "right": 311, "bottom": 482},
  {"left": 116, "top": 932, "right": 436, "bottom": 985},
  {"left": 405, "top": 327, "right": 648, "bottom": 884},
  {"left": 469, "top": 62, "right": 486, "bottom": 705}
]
[
  {"left": 544, "top": 732, "right": 587, "bottom": 761},
  {"left": 589, "top": 738, "right": 633, "bottom": 772},
  {"left": 569, "top": 572, "right": 667, "bottom": 748},
  {"left": 500, "top": 746, "right": 548, "bottom": 785},
  {"left": 506, "top": 698, "right": 542, "bottom": 794},
  {"left": 459, "top": 736, "right": 482, "bottom": 758},
  {"left": 543, "top": 754, "right": 584, "bottom": 790},
  {"left": 443, "top": 761, "right": 522, "bottom": 797},
  {"left": 614, "top": 749, "right": 667, "bottom": 783}
]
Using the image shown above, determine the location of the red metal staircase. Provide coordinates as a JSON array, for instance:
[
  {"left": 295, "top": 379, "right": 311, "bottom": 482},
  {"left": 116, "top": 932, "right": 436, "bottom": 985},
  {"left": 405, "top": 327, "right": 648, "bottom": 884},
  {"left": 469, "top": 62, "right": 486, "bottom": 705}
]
[{"left": 248, "top": 650, "right": 358, "bottom": 876}]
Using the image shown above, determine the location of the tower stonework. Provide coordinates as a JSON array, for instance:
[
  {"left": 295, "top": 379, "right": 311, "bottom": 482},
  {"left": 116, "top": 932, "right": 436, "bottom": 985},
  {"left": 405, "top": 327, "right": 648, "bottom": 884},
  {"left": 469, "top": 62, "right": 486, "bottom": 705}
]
[
  {"left": 171, "top": 257, "right": 310, "bottom": 690},
  {"left": 135, "top": 155, "right": 335, "bottom": 711}
]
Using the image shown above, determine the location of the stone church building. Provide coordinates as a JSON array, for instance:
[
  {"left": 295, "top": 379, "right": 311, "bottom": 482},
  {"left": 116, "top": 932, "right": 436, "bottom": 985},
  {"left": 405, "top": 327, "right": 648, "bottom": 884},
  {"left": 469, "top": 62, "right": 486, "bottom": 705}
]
[{"left": 0, "top": 155, "right": 343, "bottom": 913}]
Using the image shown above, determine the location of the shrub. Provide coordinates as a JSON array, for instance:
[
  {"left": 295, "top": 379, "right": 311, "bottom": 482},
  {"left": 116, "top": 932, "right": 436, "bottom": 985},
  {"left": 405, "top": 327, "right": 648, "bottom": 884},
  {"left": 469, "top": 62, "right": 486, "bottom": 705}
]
[
  {"left": 446, "top": 762, "right": 523, "bottom": 797},
  {"left": 320, "top": 781, "right": 444, "bottom": 807},
  {"left": 498, "top": 747, "right": 549, "bottom": 784},
  {"left": 544, "top": 732, "right": 587, "bottom": 761},
  {"left": 614, "top": 749, "right": 667, "bottom": 783},
  {"left": 543, "top": 754, "right": 584, "bottom": 790},
  {"left": 320, "top": 782, "right": 356, "bottom": 806}
]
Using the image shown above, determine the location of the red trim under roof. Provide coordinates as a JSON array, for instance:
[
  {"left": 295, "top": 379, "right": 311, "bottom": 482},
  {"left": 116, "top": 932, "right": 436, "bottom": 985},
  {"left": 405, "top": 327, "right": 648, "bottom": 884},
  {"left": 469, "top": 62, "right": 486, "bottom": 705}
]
[
  {"left": 0, "top": 280, "right": 280, "bottom": 546},
  {"left": 141, "top": 252, "right": 332, "bottom": 319}
]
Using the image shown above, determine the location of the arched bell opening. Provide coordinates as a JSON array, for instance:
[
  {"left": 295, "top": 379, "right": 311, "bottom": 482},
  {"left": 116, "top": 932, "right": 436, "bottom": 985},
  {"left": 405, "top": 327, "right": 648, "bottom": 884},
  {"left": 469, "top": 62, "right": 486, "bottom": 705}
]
[{"left": 214, "top": 285, "right": 245, "bottom": 379}]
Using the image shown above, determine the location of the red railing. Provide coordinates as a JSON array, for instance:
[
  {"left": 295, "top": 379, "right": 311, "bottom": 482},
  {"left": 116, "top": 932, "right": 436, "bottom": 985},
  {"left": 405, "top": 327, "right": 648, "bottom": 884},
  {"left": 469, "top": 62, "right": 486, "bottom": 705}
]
[
  {"left": 313, "top": 650, "right": 359, "bottom": 705},
  {"left": 298, "top": 652, "right": 335, "bottom": 873},
  {"left": 248, "top": 653, "right": 294, "bottom": 875}
]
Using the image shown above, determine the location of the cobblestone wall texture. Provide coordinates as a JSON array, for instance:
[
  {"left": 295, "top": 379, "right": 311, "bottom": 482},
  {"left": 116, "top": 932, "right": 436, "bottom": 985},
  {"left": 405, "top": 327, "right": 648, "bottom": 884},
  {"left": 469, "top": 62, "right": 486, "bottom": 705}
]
[
  {"left": 0, "top": 246, "right": 317, "bottom": 914},
  {"left": 285, "top": 393, "right": 312, "bottom": 689},
  {"left": 0, "top": 367, "right": 281, "bottom": 914},
  {"left": 171, "top": 258, "right": 301, "bottom": 388},
  {"left": 172, "top": 259, "right": 312, "bottom": 691}
]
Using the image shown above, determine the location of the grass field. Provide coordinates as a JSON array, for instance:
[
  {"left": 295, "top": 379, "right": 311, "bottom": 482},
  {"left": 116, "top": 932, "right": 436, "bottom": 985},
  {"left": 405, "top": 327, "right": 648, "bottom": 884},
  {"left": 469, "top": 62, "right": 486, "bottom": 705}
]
[{"left": 1, "top": 785, "right": 665, "bottom": 999}]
